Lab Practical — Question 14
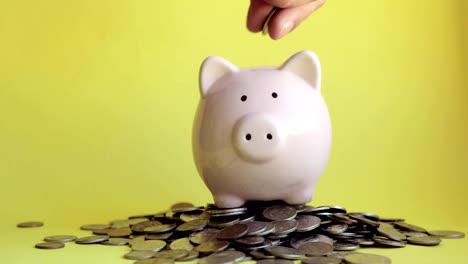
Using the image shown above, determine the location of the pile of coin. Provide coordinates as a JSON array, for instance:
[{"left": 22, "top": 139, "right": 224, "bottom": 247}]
[{"left": 23, "top": 201, "right": 465, "bottom": 263}]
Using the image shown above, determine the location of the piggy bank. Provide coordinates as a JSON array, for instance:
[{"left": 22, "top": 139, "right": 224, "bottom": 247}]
[{"left": 192, "top": 50, "right": 332, "bottom": 208}]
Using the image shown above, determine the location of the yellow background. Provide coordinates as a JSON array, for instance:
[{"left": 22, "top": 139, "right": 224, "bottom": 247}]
[{"left": 1, "top": 0, "right": 467, "bottom": 263}]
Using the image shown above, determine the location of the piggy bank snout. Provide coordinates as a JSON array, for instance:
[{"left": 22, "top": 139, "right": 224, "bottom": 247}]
[{"left": 232, "top": 113, "right": 285, "bottom": 163}]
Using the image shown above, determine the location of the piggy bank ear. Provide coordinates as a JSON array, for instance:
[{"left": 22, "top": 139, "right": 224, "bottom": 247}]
[
  {"left": 199, "top": 56, "right": 238, "bottom": 97},
  {"left": 280, "top": 50, "right": 321, "bottom": 91}
]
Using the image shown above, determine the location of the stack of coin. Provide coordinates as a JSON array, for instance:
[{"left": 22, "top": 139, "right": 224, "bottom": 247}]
[{"left": 27, "top": 201, "right": 465, "bottom": 263}]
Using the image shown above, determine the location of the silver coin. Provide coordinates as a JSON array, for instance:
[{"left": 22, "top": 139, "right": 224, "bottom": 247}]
[
  {"left": 131, "top": 221, "right": 162, "bottom": 232},
  {"left": 296, "top": 215, "right": 321, "bottom": 232},
  {"left": 262, "top": 7, "right": 277, "bottom": 35},
  {"left": 263, "top": 205, "right": 297, "bottom": 221},
  {"left": 241, "top": 239, "right": 273, "bottom": 251},
  {"left": 401, "top": 231, "right": 428, "bottom": 238},
  {"left": 344, "top": 253, "right": 391, "bottom": 264},
  {"left": 373, "top": 237, "right": 406, "bottom": 248},
  {"left": 301, "top": 256, "right": 342, "bottom": 264},
  {"left": 324, "top": 224, "right": 348, "bottom": 234},
  {"left": 180, "top": 211, "right": 209, "bottom": 223},
  {"left": 265, "top": 245, "right": 306, "bottom": 260},
  {"left": 124, "top": 250, "right": 155, "bottom": 260},
  {"left": 428, "top": 230, "right": 465, "bottom": 239},
  {"left": 208, "top": 216, "right": 240, "bottom": 228},
  {"left": 44, "top": 235, "right": 77, "bottom": 243},
  {"left": 102, "top": 238, "right": 129, "bottom": 246},
  {"left": 250, "top": 250, "right": 275, "bottom": 259},
  {"left": 291, "top": 234, "right": 334, "bottom": 249},
  {"left": 256, "top": 222, "right": 276, "bottom": 236},
  {"left": 298, "top": 242, "right": 334, "bottom": 256},
  {"left": 131, "top": 240, "right": 167, "bottom": 252},
  {"left": 35, "top": 242, "right": 65, "bottom": 249},
  {"left": 75, "top": 235, "right": 109, "bottom": 244},
  {"left": 18, "top": 221, "right": 44, "bottom": 228},
  {"left": 407, "top": 236, "right": 441, "bottom": 246}
]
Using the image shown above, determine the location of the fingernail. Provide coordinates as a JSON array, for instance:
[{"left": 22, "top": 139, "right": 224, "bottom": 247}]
[{"left": 277, "top": 20, "right": 294, "bottom": 39}]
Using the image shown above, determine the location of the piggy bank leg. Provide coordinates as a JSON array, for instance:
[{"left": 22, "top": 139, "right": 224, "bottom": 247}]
[
  {"left": 284, "top": 189, "right": 314, "bottom": 205},
  {"left": 213, "top": 194, "right": 246, "bottom": 208}
]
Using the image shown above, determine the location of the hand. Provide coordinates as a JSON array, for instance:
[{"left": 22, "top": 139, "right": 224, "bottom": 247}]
[{"left": 247, "top": 0, "right": 325, "bottom": 40}]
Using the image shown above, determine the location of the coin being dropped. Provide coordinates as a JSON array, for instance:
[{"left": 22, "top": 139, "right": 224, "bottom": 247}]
[
  {"left": 407, "top": 236, "right": 441, "bottom": 246},
  {"left": 262, "top": 7, "right": 277, "bottom": 35},
  {"left": 18, "top": 221, "right": 44, "bottom": 228},
  {"left": 428, "top": 230, "right": 465, "bottom": 239},
  {"left": 124, "top": 250, "right": 155, "bottom": 260},
  {"left": 35, "top": 242, "right": 65, "bottom": 249},
  {"left": 344, "top": 253, "right": 391, "bottom": 264},
  {"left": 44, "top": 235, "right": 77, "bottom": 243},
  {"left": 301, "top": 256, "right": 342, "bottom": 264}
]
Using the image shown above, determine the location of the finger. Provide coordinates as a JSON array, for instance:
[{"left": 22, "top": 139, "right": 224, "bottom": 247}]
[
  {"left": 267, "top": 0, "right": 325, "bottom": 39},
  {"left": 247, "top": 0, "right": 275, "bottom": 32},
  {"left": 264, "top": 0, "right": 314, "bottom": 8}
]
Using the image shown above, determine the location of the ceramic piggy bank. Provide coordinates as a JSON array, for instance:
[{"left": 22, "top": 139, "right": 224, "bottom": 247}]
[{"left": 192, "top": 50, "right": 332, "bottom": 208}]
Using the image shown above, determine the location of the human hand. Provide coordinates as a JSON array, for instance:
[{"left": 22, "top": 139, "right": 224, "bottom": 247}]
[{"left": 247, "top": 0, "right": 325, "bottom": 40}]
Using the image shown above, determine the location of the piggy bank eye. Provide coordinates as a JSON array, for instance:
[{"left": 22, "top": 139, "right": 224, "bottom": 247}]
[
  {"left": 241, "top": 95, "right": 247, "bottom": 102},
  {"left": 272, "top": 92, "right": 278, "bottom": 98}
]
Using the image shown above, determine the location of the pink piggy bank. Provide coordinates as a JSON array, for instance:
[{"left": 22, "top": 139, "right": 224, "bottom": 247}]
[{"left": 192, "top": 50, "right": 332, "bottom": 208}]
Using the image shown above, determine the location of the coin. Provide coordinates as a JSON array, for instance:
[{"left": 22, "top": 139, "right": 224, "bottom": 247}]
[
  {"left": 132, "top": 221, "right": 162, "bottom": 232},
  {"left": 344, "top": 253, "right": 391, "bottom": 264},
  {"left": 135, "top": 259, "right": 174, "bottom": 264},
  {"left": 208, "top": 216, "right": 240, "bottom": 228},
  {"left": 75, "top": 235, "right": 109, "bottom": 244},
  {"left": 199, "top": 250, "right": 246, "bottom": 264},
  {"left": 102, "top": 238, "right": 129, "bottom": 246},
  {"left": 296, "top": 215, "right": 321, "bottom": 232},
  {"left": 271, "top": 220, "right": 298, "bottom": 235},
  {"left": 298, "top": 242, "right": 334, "bottom": 256},
  {"left": 129, "top": 235, "right": 146, "bottom": 246},
  {"left": 265, "top": 246, "right": 306, "bottom": 260},
  {"left": 216, "top": 224, "right": 249, "bottom": 240},
  {"left": 80, "top": 224, "right": 110, "bottom": 231},
  {"left": 195, "top": 240, "right": 230, "bottom": 253},
  {"left": 180, "top": 211, "right": 210, "bottom": 223},
  {"left": 189, "top": 228, "right": 219, "bottom": 244},
  {"left": 301, "top": 256, "right": 342, "bottom": 264},
  {"left": 169, "top": 237, "right": 194, "bottom": 251},
  {"left": 245, "top": 221, "right": 268, "bottom": 235},
  {"left": 256, "top": 222, "right": 276, "bottom": 236},
  {"left": 177, "top": 250, "right": 199, "bottom": 261},
  {"left": 262, "top": 7, "right": 277, "bottom": 35},
  {"left": 323, "top": 224, "right": 348, "bottom": 234},
  {"left": 373, "top": 237, "right": 406, "bottom": 248},
  {"left": 144, "top": 223, "right": 177, "bottom": 234},
  {"left": 44, "top": 235, "right": 77, "bottom": 243},
  {"left": 428, "top": 230, "right": 465, "bottom": 239},
  {"left": 154, "top": 249, "right": 189, "bottom": 260},
  {"left": 108, "top": 227, "right": 132, "bottom": 237},
  {"left": 257, "top": 260, "right": 295, "bottom": 264},
  {"left": 132, "top": 240, "right": 167, "bottom": 252},
  {"left": 263, "top": 205, "right": 297, "bottom": 221},
  {"left": 407, "top": 236, "right": 441, "bottom": 246},
  {"left": 333, "top": 241, "right": 360, "bottom": 251},
  {"left": 124, "top": 250, "right": 155, "bottom": 260},
  {"left": 35, "top": 242, "right": 65, "bottom": 249},
  {"left": 393, "top": 222, "right": 427, "bottom": 233},
  {"left": 176, "top": 219, "right": 207, "bottom": 232},
  {"left": 235, "top": 236, "right": 265, "bottom": 245},
  {"left": 146, "top": 232, "right": 173, "bottom": 240},
  {"left": 17, "top": 221, "right": 44, "bottom": 228},
  {"left": 250, "top": 250, "right": 275, "bottom": 259},
  {"left": 377, "top": 226, "right": 406, "bottom": 241}
]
